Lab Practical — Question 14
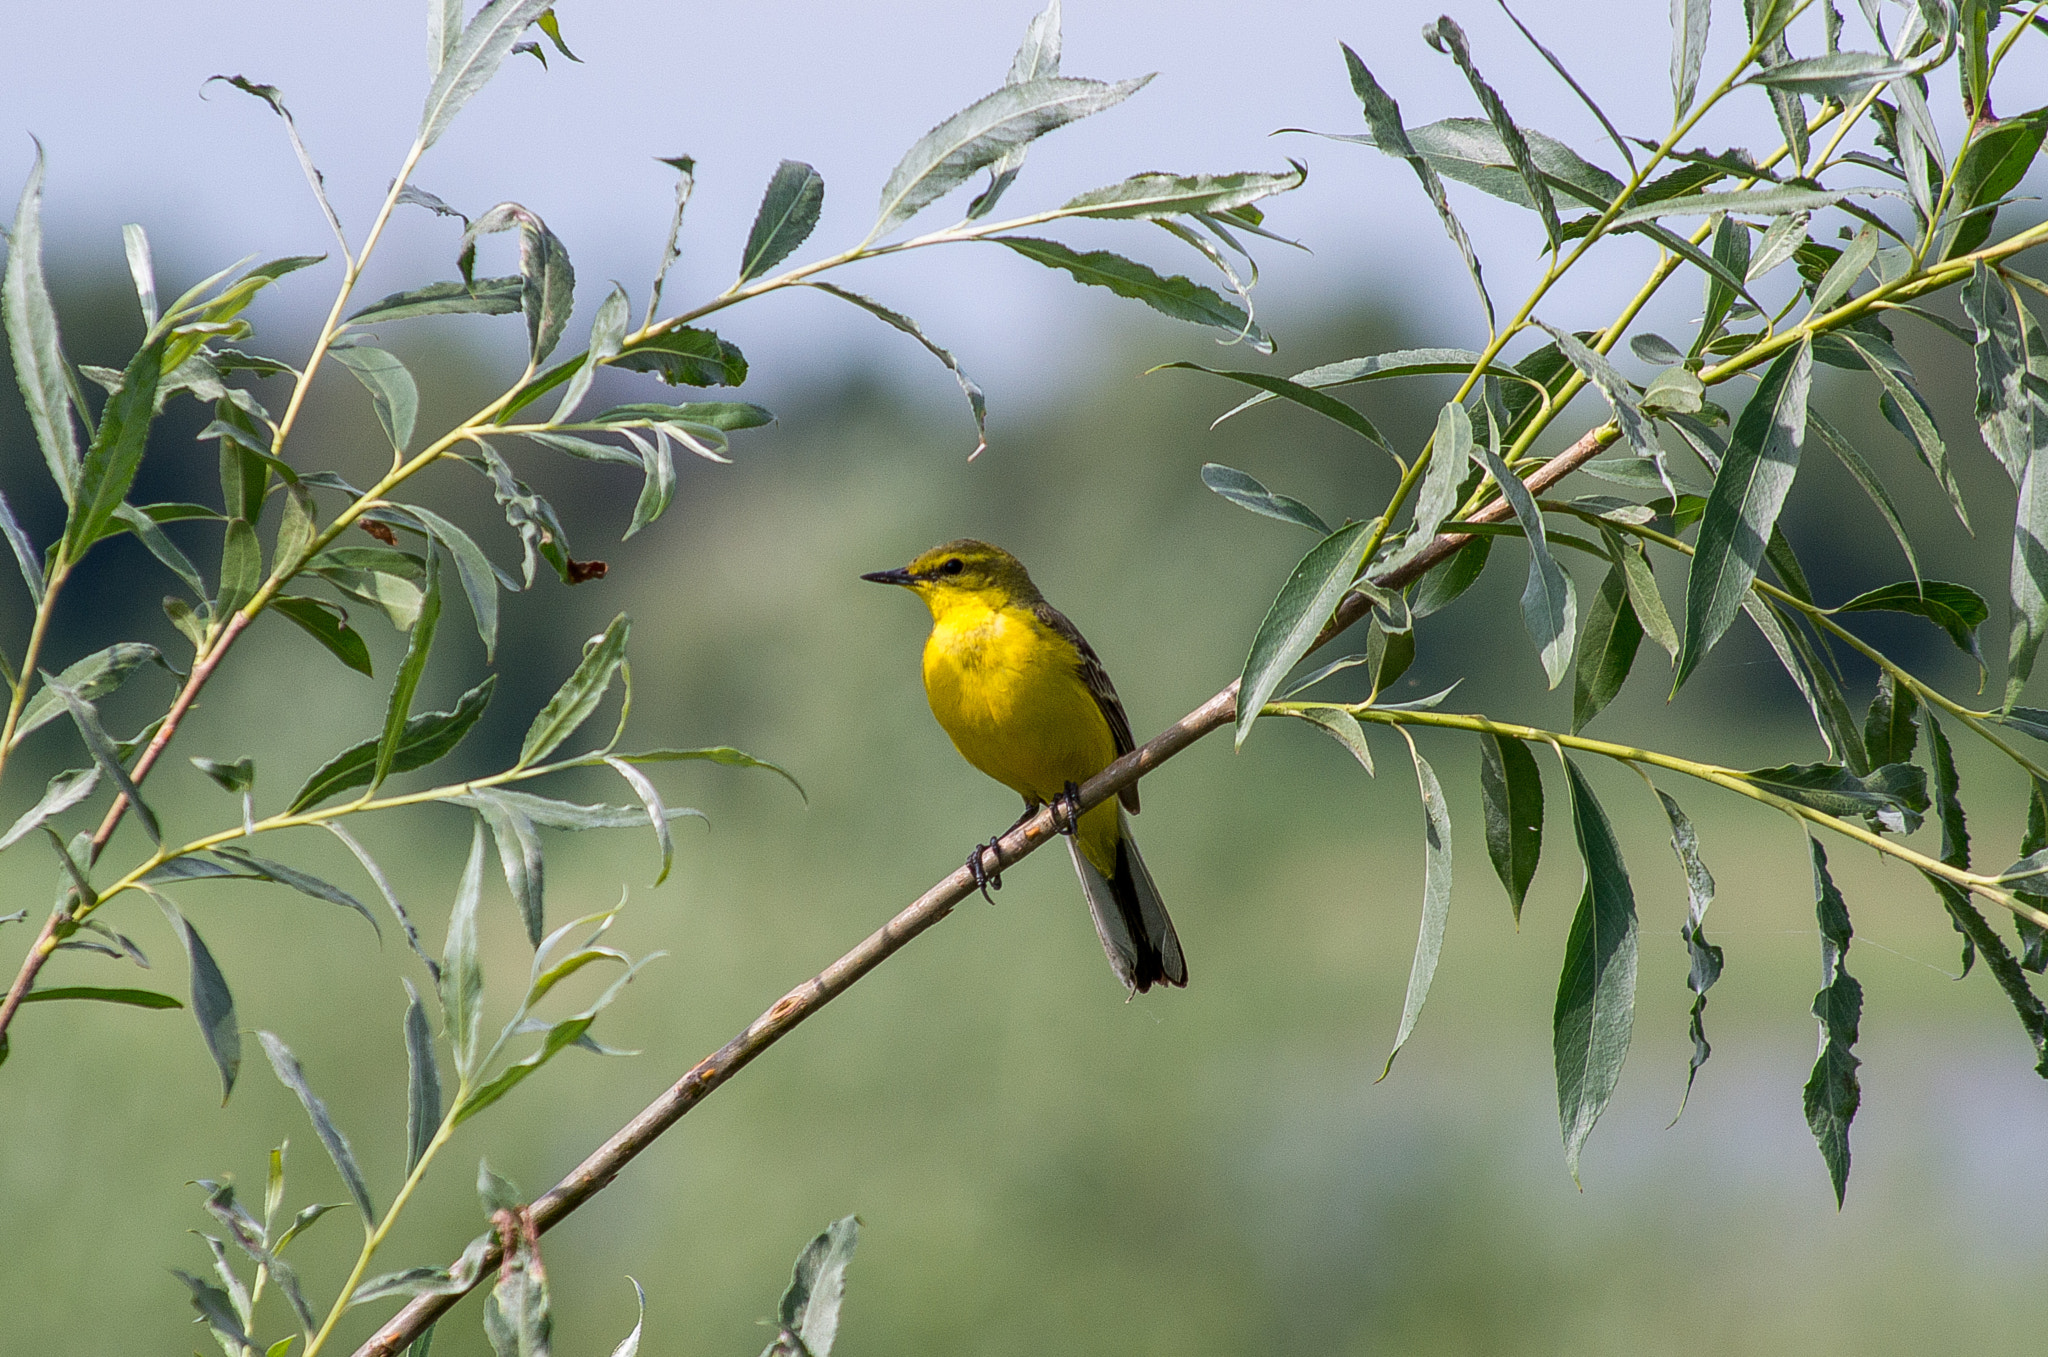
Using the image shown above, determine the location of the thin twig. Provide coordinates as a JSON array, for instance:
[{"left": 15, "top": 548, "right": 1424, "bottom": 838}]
[{"left": 350, "top": 422, "right": 1615, "bottom": 1355}]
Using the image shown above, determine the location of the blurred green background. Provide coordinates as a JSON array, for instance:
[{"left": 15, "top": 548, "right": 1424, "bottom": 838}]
[{"left": 4, "top": 223, "right": 2048, "bottom": 1357}]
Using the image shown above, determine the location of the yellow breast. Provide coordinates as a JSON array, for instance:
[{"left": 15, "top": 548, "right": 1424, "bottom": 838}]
[{"left": 920, "top": 601, "right": 1120, "bottom": 808}]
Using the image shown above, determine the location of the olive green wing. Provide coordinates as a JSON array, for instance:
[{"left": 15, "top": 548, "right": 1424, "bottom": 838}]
[{"left": 1033, "top": 600, "right": 1140, "bottom": 813}]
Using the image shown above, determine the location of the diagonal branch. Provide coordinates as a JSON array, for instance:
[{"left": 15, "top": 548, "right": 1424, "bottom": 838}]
[{"left": 350, "top": 421, "right": 1616, "bottom": 1356}]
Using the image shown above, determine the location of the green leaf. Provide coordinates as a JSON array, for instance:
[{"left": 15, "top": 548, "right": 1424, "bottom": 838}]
[
  {"left": 1573, "top": 560, "right": 1644, "bottom": 732},
  {"left": 1741, "top": 760, "right": 1930, "bottom": 827},
  {"left": 1809, "top": 224, "right": 1878, "bottom": 316},
  {"left": 62, "top": 334, "right": 167, "bottom": 561},
  {"left": 174, "top": 1268, "right": 252, "bottom": 1352},
  {"left": 1536, "top": 321, "right": 1670, "bottom": 495},
  {"left": 1478, "top": 731, "right": 1542, "bottom": 922},
  {"left": 1553, "top": 757, "right": 1638, "bottom": 1184},
  {"left": 0, "top": 767, "right": 99, "bottom": 853},
  {"left": 442, "top": 823, "right": 486, "bottom": 1079},
  {"left": 1962, "top": 262, "right": 2038, "bottom": 483},
  {"left": 455, "top": 1012, "right": 593, "bottom": 1125},
  {"left": 1837, "top": 580, "right": 1986, "bottom": 661},
  {"left": 259, "top": 1032, "right": 374, "bottom": 1223},
  {"left": 520, "top": 614, "right": 629, "bottom": 765},
  {"left": 611, "top": 326, "right": 748, "bottom": 388},
  {"left": 1472, "top": 434, "right": 1577, "bottom": 687},
  {"left": 603, "top": 755, "right": 675, "bottom": 885},
  {"left": 1696, "top": 215, "right": 1750, "bottom": 361},
  {"left": 327, "top": 823, "right": 438, "bottom": 981},
  {"left": 418, "top": 0, "right": 558, "bottom": 149},
  {"left": 472, "top": 790, "right": 545, "bottom": 946},
  {"left": 1805, "top": 411, "right": 1921, "bottom": 586},
  {"left": 1425, "top": 17, "right": 1561, "bottom": 249},
  {"left": 44, "top": 674, "right": 158, "bottom": 844},
  {"left": 349, "top": 1266, "right": 473, "bottom": 1307},
  {"left": 1341, "top": 46, "right": 1492, "bottom": 326},
  {"left": 1670, "top": 0, "right": 1711, "bottom": 117},
  {"left": 1675, "top": 340, "right": 1812, "bottom": 691},
  {"left": 1941, "top": 111, "right": 2046, "bottom": 259},
  {"left": 775, "top": 1217, "right": 860, "bottom": 1357},
  {"left": 2010, "top": 434, "right": 2048, "bottom": 709},
  {"left": 5, "top": 146, "right": 82, "bottom": 501},
  {"left": 1831, "top": 331, "right": 1970, "bottom": 531},
  {"left": 154, "top": 896, "right": 239, "bottom": 1102},
  {"left": 1159, "top": 363, "right": 1383, "bottom": 446},
  {"left": 403, "top": 978, "right": 441, "bottom": 1173},
  {"left": 1605, "top": 184, "right": 1889, "bottom": 229},
  {"left": 1411, "top": 536, "right": 1491, "bottom": 618},
  {"left": 273, "top": 595, "right": 374, "bottom": 676},
  {"left": 1862, "top": 671, "right": 1920, "bottom": 771},
  {"left": 375, "top": 552, "right": 441, "bottom": 792},
  {"left": 623, "top": 428, "right": 675, "bottom": 538},
  {"left": 1198, "top": 463, "right": 1330, "bottom": 535},
  {"left": 347, "top": 276, "right": 523, "bottom": 324},
  {"left": 875, "top": 76, "right": 1150, "bottom": 235},
  {"left": 550, "top": 283, "right": 629, "bottom": 425},
  {"left": 803, "top": 283, "right": 985, "bottom": 456},
  {"left": 2018, "top": 780, "right": 2048, "bottom": 973},
  {"left": 1747, "top": 49, "right": 1929, "bottom": 98},
  {"left": 1383, "top": 735, "right": 1452, "bottom": 1076},
  {"left": 1234, "top": 519, "right": 1378, "bottom": 744},
  {"left": 1280, "top": 706, "right": 1374, "bottom": 774},
  {"left": 1804, "top": 838, "right": 1861, "bottom": 1206},
  {"left": 1656, "top": 788, "right": 1720, "bottom": 1121},
  {"left": 396, "top": 504, "right": 500, "bottom": 659},
  {"left": 213, "top": 516, "right": 262, "bottom": 620},
  {"left": 0, "top": 488, "right": 43, "bottom": 601},
  {"left": 18, "top": 984, "right": 180, "bottom": 1009},
  {"left": 331, "top": 345, "right": 419, "bottom": 453},
  {"left": 590, "top": 400, "right": 774, "bottom": 431},
  {"left": 1597, "top": 526, "right": 1677, "bottom": 659},
  {"left": 996, "top": 237, "right": 1267, "bottom": 348},
  {"left": 606, "top": 745, "right": 804, "bottom": 799},
  {"left": 212, "top": 845, "right": 381, "bottom": 933},
  {"left": 1060, "top": 165, "right": 1306, "bottom": 220},
  {"left": 288, "top": 676, "right": 496, "bottom": 812},
  {"left": 113, "top": 501, "right": 203, "bottom": 598},
  {"left": 738, "top": 160, "right": 825, "bottom": 284},
  {"left": 459, "top": 202, "right": 576, "bottom": 365}
]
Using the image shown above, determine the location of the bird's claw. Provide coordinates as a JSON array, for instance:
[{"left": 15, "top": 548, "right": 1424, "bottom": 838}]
[
  {"left": 1050, "top": 781, "right": 1084, "bottom": 837},
  {"left": 968, "top": 840, "right": 1003, "bottom": 904}
]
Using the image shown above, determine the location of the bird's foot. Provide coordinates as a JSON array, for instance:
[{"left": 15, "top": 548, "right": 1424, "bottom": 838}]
[
  {"left": 968, "top": 839, "right": 1004, "bottom": 904},
  {"left": 1050, "top": 781, "right": 1084, "bottom": 837}
]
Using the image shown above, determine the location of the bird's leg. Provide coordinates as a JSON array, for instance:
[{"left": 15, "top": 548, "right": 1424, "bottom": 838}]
[
  {"left": 967, "top": 840, "right": 1002, "bottom": 905},
  {"left": 1050, "top": 781, "right": 1084, "bottom": 837}
]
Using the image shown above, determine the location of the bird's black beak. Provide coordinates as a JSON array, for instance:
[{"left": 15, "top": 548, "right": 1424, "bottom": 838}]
[{"left": 861, "top": 567, "right": 915, "bottom": 586}]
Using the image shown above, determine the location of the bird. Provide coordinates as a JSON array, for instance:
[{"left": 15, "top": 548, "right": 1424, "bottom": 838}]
[{"left": 862, "top": 539, "right": 1187, "bottom": 994}]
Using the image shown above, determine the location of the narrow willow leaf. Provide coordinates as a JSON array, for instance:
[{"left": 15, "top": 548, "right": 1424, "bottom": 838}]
[
  {"left": 111, "top": 501, "right": 202, "bottom": 599},
  {"left": 213, "top": 516, "right": 261, "bottom": 620},
  {"left": 875, "top": 75, "right": 1149, "bottom": 235},
  {"left": 1282, "top": 707, "right": 1374, "bottom": 773},
  {"left": 738, "top": 160, "right": 824, "bottom": 284},
  {"left": 331, "top": 346, "right": 418, "bottom": 453},
  {"left": 1928, "top": 871, "right": 2048, "bottom": 1075},
  {"left": 550, "top": 284, "right": 628, "bottom": 426},
  {"left": 155, "top": 896, "right": 239, "bottom": 1102},
  {"left": 1160, "top": 362, "right": 1384, "bottom": 447},
  {"left": 1063, "top": 164, "right": 1307, "bottom": 224},
  {"left": 350, "top": 1266, "right": 472, "bottom": 1307},
  {"left": 207, "top": 77, "right": 345, "bottom": 247},
  {"left": 1234, "top": 519, "right": 1377, "bottom": 744},
  {"left": 1595, "top": 527, "right": 1676, "bottom": 659},
  {"left": 327, "top": 824, "right": 438, "bottom": 980},
  {"left": 1837, "top": 580, "right": 1986, "bottom": 662},
  {"left": 1670, "top": 0, "right": 1711, "bottom": 116},
  {"left": 396, "top": 504, "right": 499, "bottom": 658},
  {"left": 1383, "top": 734, "right": 1452, "bottom": 1076},
  {"left": 1537, "top": 321, "right": 1670, "bottom": 496},
  {"left": 1425, "top": 17, "right": 1561, "bottom": 249},
  {"left": 1831, "top": 331, "right": 1968, "bottom": 529},
  {"left": 804, "top": 282, "right": 986, "bottom": 455},
  {"left": 0, "top": 488, "right": 42, "bottom": 601},
  {"left": 419, "top": 0, "right": 557, "bottom": 149},
  {"left": 6, "top": 146, "right": 82, "bottom": 500},
  {"left": 1941, "top": 111, "right": 2047, "bottom": 259},
  {"left": 1804, "top": 838, "right": 1861, "bottom": 1206},
  {"left": 1805, "top": 410, "right": 1920, "bottom": 585},
  {"left": 1198, "top": 463, "right": 1330, "bottom": 535},
  {"left": 174, "top": 1269, "right": 252, "bottom": 1351},
  {"left": 1573, "top": 561, "right": 1644, "bottom": 732},
  {"left": 966, "top": 0, "right": 1064, "bottom": 217},
  {"left": 1606, "top": 184, "right": 1888, "bottom": 230},
  {"left": 996, "top": 237, "right": 1267, "bottom": 348},
  {"left": 17, "top": 984, "right": 179, "bottom": 1008},
  {"left": 1809, "top": 221, "right": 1878, "bottom": 316},
  {"left": 1220, "top": 349, "right": 1497, "bottom": 427},
  {"left": 2010, "top": 438, "right": 2048, "bottom": 708},
  {"left": 456, "top": 1012, "right": 594, "bottom": 1124},
  {"left": 1742, "top": 760, "right": 1929, "bottom": 825},
  {"left": 288, "top": 675, "right": 496, "bottom": 813},
  {"left": 45, "top": 675, "right": 158, "bottom": 844},
  {"left": 1748, "top": 49, "right": 1929, "bottom": 98},
  {"left": 1478, "top": 731, "right": 1542, "bottom": 921},
  {"left": 403, "top": 978, "right": 441, "bottom": 1173},
  {"left": 213, "top": 845, "right": 380, "bottom": 933},
  {"left": 1675, "top": 341, "right": 1812, "bottom": 691},
  {"left": 606, "top": 745, "right": 804, "bottom": 798},
  {"left": 610, "top": 1279, "right": 648, "bottom": 1357},
  {"left": 347, "top": 277, "right": 523, "bottom": 324},
  {"left": 376, "top": 552, "right": 442, "bottom": 792},
  {"left": 1963, "top": 263, "right": 2036, "bottom": 483},
  {"left": 621, "top": 427, "right": 676, "bottom": 539},
  {"left": 1384, "top": 402, "right": 1472, "bottom": 572},
  {"left": 1341, "top": 45, "right": 1490, "bottom": 327},
  {"left": 777, "top": 1217, "right": 861, "bottom": 1357},
  {"left": 1554, "top": 757, "right": 1638, "bottom": 1183},
  {"left": 604, "top": 755, "right": 675, "bottom": 885},
  {"left": 62, "top": 335, "right": 166, "bottom": 561},
  {"left": 459, "top": 203, "right": 576, "bottom": 365},
  {"left": 2019, "top": 780, "right": 2048, "bottom": 973},
  {"left": 259, "top": 1032, "right": 374, "bottom": 1223},
  {"left": 521, "top": 613, "right": 629, "bottom": 766},
  {"left": 611, "top": 325, "right": 747, "bottom": 389},
  {"left": 273, "top": 596, "right": 374, "bottom": 676},
  {"left": 1656, "top": 788, "right": 1720, "bottom": 1120},
  {"left": 442, "top": 823, "right": 487, "bottom": 1080},
  {"left": 1862, "top": 671, "right": 1920, "bottom": 770},
  {"left": 1472, "top": 436, "right": 1577, "bottom": 687},
  {"left": 0, "top": 767, "right": 99, "bottom": 853},
  {"left": 472, "top": 792, "right": 545, "bottom": 946},
  {"left": 1411, "top": 537, "right": 1492, "bottom": 618}
]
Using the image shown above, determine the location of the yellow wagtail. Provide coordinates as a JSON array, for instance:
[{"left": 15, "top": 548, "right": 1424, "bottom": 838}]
[{"left": 863, "top": 539, "right": 1187, "bottom": 994}]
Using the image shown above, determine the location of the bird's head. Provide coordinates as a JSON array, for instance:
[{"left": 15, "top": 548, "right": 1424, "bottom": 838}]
[{"left": 861, "top": 538, "right": 1042, "bottom": 617}]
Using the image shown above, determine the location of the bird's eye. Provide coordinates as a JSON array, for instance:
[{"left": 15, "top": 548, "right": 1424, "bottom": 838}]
[{"left": 941, "top": 558, "right": 965, "bottom": 576}]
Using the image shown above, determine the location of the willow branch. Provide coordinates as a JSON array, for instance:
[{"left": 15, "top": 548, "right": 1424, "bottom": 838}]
[{"left": 349, "top": 419, "right": 1615, "bottom": 1355}]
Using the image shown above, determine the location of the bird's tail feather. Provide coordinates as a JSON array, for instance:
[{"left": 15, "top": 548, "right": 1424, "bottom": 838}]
[{"left": 1068, "top": 809, "right": 1187, "bottom": 994}]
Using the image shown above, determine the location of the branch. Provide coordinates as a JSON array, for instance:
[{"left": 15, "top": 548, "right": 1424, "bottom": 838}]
[{"left": 351, "top": 420, "right": 1616, "bottom": 1355}]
